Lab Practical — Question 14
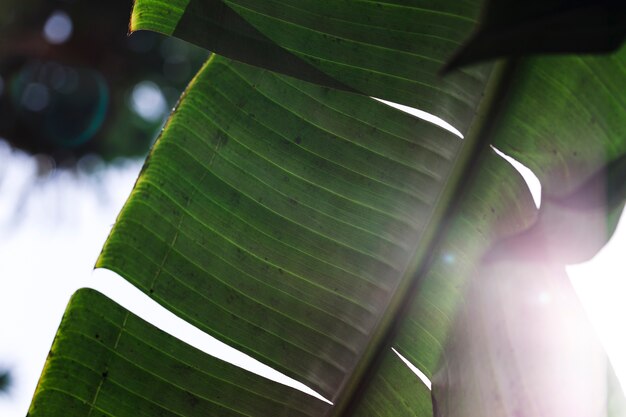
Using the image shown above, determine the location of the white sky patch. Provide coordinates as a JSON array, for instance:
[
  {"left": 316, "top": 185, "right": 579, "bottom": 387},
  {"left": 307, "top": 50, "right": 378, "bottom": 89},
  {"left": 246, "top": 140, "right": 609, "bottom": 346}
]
[
  {"left": 391, "top": 347, "right": 432, "bottom": 390},
  {"left": 491, "top": 145, "right": 542, "bottom": 208},
  {"left": 372, "top": 98, "right": 463, "bottom": 139},
  {"left": 568, "top": 213, "right": 626, "bottom": 392},
  {"left": 0, "top": 158, "right": 140, "bottom": 416}
]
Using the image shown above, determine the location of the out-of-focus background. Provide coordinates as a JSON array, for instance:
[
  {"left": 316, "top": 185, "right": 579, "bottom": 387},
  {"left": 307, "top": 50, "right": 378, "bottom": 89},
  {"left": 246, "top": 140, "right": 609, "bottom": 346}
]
[
  {"left": 0, "top": 1, "right": 625, "bottom": 416},
  {"left": 0, "top": 0, "right": 208, "bottom": 166},
  {"left": 0, "top": 0, "right": 208, "bottom": 414}
]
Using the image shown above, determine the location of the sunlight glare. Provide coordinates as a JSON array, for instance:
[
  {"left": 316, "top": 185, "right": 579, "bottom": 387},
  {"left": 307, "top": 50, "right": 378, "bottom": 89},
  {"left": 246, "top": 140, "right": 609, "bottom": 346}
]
[
  {"left": 495, "top": 149, "right": 626, "bottom": 393},
  {"left": 568, "top": 213, "right": 626, "bottom": 392},
  {"left": 538, "top": 291, "right": 552, "bottom": 305}
]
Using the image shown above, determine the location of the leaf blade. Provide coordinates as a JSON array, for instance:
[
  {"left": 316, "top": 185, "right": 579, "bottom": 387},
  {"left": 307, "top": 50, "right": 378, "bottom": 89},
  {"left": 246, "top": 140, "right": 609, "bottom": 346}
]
[
  {"left": 29, "top": 289, "right": 328, "bottom": 417},
  {"left": 131, "top": 0, "right": 490, "bottom": 131},
  {"left": 97, "top": 55, "right": 465, "bottom": 401}
]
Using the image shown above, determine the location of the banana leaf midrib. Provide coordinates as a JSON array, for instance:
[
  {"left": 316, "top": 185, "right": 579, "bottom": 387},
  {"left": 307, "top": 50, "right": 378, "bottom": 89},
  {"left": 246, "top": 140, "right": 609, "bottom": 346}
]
[
  {"left": 109, "top": 0, "right": 519, "bottom": 410},
  {"left": 97, "top": 52, "right": 515, "bottom": 416},
  {"left": 328, "top": 59, "right": 514, "bottom": 415}
]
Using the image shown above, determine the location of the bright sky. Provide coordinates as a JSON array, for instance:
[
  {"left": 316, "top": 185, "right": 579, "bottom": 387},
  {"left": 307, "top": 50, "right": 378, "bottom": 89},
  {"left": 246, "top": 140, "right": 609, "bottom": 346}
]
[
  {"left": 0, "top": 140, "right": 624, "bottom": 416},
  {"left": 0, "top": 146, "right": 142, "bottom": 416}
]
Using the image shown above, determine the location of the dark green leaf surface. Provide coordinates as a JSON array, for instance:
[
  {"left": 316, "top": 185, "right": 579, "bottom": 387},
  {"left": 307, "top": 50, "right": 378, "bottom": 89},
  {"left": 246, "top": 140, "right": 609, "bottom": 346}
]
[
  {"left": 444, "top": 0, "right": 626, "bottom": 72},
  {"left": 352, "top": 351, "right": 433, "bottom": 417},
  {"left": 28, "top": 289, "right": 328, "bottom": 417},
  {"left": 491, "top": 48, "right": 626, "bottom": 197},
  {"left": 96, "top": 54, "right": 465, "bottom": 401},
  {"left": 481, "top": 47, "right": 626, "bottom": 264},
  {"left": 130, "top": 0, "right": 491, "bottom": 132}
]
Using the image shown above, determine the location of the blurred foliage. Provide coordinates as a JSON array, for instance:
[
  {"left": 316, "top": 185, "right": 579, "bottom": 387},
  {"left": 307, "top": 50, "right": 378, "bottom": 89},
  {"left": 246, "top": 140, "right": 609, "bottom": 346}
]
[
  {"left": 0, "top": 0, "right": 208, "bottom": 170},
  {"left": 0, "top": 369, "right": 11, "bottom": 394}
]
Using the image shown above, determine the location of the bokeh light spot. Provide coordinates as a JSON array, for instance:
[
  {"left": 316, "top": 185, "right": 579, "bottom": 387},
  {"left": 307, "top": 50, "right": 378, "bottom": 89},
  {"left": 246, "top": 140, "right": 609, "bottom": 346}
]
[
  {"left": 21, "top": 83, "right": 49, "bottom": 112},
  {"left": 130, "top": 81, "right": 167, "bottom": 122},
  {"left": 43, "top": 11, "right": 73, "bottom": 45}
]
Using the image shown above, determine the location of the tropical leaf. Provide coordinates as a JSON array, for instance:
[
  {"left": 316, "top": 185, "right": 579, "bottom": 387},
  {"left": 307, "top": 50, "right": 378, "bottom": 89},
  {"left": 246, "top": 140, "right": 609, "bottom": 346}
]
[
  {"left": 130, "top": 0, "right": 491, "bottom": 131},
  {"left": 29, "top": 1, "right": 626, "bottom": 416},
  {"left": 479, "top": 49, "right": 626, "bottom": 265},
  {"left": 28, "top": 289, "right": 327, "bottom": 417},
  {"left": 443, "top": 0, "right": 626, "bottom": 72},
  {"left": 95, "top": 55, "right": 468, "bottom": 401},
  {"left": 350, "top": 150, "right": 540, "bottom": 416},
  {"left": 485, "top": 153, "right": 626, "bottom": 265}
]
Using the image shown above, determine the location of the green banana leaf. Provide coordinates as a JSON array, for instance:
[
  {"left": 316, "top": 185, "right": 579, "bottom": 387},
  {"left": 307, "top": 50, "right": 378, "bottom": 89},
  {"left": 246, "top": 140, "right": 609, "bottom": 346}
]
[
  {"left": 443, "top": 0, "right": 626, "bottom": 72},
  {"left": 129, "top": 0, "right": 490, "bottom": 132},
  {"left": 28, "top": 288, "right": 327, "bottom": 417},
  {"left": 29, "top": 1, "right": 626, "bottom": 416}
]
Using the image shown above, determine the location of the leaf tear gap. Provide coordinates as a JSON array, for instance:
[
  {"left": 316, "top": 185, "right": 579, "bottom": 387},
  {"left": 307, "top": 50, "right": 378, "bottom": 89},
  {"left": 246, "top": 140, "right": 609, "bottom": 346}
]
[
  {"left": 372, "top": 98, "right": 463, "bottom": 139},
  {"left": 492, "top": 145, "right": 542, "bottom": 209},
  {"left": 391, "top": 347, "right": 432, "bottom": 390},
  {"left": 90, "top": 268, "right": 334, "bottom": 405}
]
